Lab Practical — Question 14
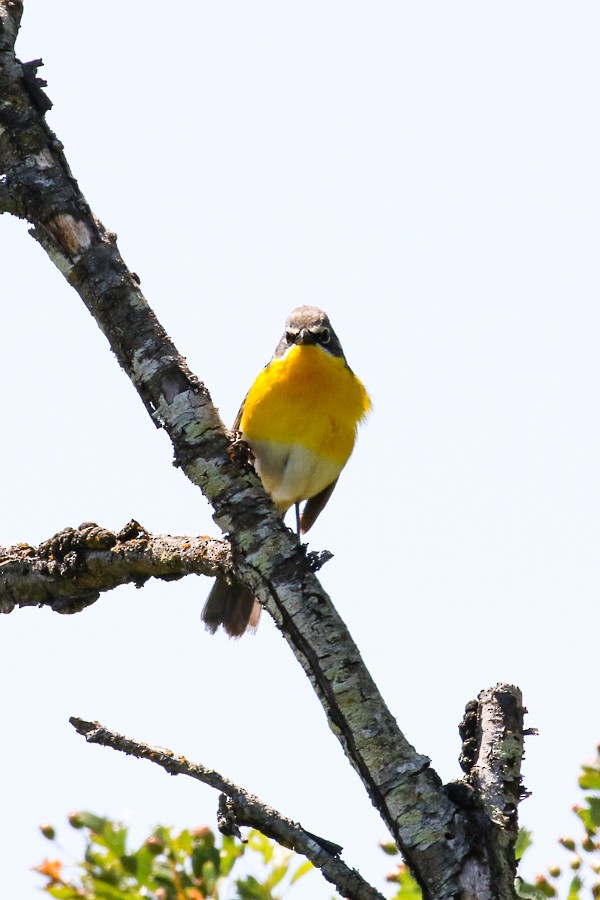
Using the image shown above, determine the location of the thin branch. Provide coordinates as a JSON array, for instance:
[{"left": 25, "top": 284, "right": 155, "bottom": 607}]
[
  {"left": 0, "top": 520, "right": 229, "bottom": 614},
  {"left": 69, "top": 717, "right": 385, "bottom": 900}
]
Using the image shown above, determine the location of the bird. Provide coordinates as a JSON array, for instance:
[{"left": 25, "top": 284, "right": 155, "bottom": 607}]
[{"left": 202, "top": 305, "right": 371, "bottom": 637}]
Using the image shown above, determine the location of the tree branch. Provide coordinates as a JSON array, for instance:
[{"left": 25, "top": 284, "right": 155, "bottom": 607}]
[
  {"left": 69, "top": 717, "right": 385, "bottom": 900},
  {"left": 467, "top": 684, "right": 528, "bottom": 830},
  {"left": 1, "top": 7, "right": 525, "bottom": 897},
  {"left": 453, "top": 684, "right": 528, "bottom": 898},
  {"left": 0, "top": 520, "right": 229, "bottom": 614}
]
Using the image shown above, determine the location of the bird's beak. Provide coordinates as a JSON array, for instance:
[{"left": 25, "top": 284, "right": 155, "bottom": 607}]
[{"left": 297, "top": 328, "right": 315, "bottom": 345}]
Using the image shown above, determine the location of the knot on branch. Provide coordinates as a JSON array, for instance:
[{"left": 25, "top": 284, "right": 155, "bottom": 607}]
[
  {"left": 115, "top": 519, "right": 149, "bottom": 544},
  {"left": 217, "top": 794, "right": 245, "bottom": 842},
  {"left": 458, "top": 698, "right": 479, "bottom": 774},
  {"left": 38, "top": 522, "right": 118, "bottom": 577},
  {"left": 305, "top": 548, "right": 334, "bottom": 572},
  {"left": 21, "top": 58, "right": 52, "bottom": 112},
  {"left": 227, "top": 431, "right": 254, "bottom": 467}
]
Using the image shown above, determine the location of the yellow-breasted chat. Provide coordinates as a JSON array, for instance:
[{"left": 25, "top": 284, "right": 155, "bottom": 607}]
[{"left": 202, "top": 305, "right": 370, "bottom": 636}]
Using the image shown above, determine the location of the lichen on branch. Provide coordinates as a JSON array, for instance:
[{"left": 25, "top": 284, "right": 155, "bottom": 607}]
[{"left": 0, "top": 520, "right": 229, "bottom": 614}]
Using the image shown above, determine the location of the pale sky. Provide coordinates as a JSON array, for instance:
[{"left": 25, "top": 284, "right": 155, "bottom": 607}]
[{"left": 2, "top": 2, "right": 599, "bottom": 898}]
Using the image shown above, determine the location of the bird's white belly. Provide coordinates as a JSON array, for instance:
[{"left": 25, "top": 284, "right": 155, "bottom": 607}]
[{"left": 248, "top": 439, "right": 343, "bottom": 513}]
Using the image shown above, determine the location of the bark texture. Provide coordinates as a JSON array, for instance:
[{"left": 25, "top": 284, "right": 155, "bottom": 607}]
[
  {"left": 0, "top": 520, "right": 229, "bottom": 613},
  {"left": 455, "top": 685, "right": 529, "bottom": 897},
  {"left": 0, "top": 5, "right": 526, "bottom": 897}
]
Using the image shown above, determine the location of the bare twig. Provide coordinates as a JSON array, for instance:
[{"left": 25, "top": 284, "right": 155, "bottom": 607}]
[
  {"left": 69, "top": 717, "right": 386, "bottom": 900},
  {"left": 0, "top": 520, "right": 229, "bottom": 613}
]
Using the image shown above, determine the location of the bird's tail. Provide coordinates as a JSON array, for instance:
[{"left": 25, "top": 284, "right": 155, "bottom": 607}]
[{"left": 201, "top": 578, "right": 261, "bottom": 637}]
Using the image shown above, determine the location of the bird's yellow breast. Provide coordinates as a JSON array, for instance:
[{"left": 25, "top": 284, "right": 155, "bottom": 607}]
[{"left": 240, "top": 344, "right": 370, "bottom": 466}]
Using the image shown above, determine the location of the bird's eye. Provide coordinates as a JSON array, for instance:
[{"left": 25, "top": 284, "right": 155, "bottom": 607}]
[
  {"left": 285, "top": 330, "right": 296, "bottom": 343},
  {"left": 319, "top": 328, "right": 331, "bottom": 344}
]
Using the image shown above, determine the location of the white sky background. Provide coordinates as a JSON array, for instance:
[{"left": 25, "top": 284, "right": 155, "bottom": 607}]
[{"left": 1, "top": 2, "right": 599, "bottom": 897}]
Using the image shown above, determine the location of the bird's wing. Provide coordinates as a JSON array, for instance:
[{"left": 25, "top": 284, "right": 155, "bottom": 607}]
[{"left": 232, "top": 397, "right": 246, "bottom": 432}]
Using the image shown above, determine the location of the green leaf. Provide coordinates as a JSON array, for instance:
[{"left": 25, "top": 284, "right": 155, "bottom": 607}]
[
  {"left": 152, "top": 825, "right": 172, "bottom": 848},
  {"left": 247, "top": 830, "right": 274, "bottom": 864},
  {"left": 265, "top": 862, "right": 290, "bottom": 890},
  {"left": 77, "top": 812, "right": 109, "bottom": 835},
  {"left": 515, "top": 878, "right": 551, "bottom": 900},
  {"left": 120, "top": 854, "right": 138, "bottom": 875},
  {"left": 128, "top": 846, "right": 154, "bottom": 886},
  {"left": 389, "top": 866, "right": 422, "bottom": 899},
  {"left": 202, "top": 859, "right": 218, "bottom": 895},
  {"left": 45, "top": 887, "right": 81, "bottom": 900},
  {"left": 236, "top": 874, "right": 272, "bottom": 900},
  {"left": 219, "top": 835, "right": 245, "bottom": 877},
  {"left": 88, "top": 876, "right": 135, "bottom": 899},
  {"left": 575, "top": 800, "right": 600, "bottom": 835},
  {"left": 174, "top": 828, "right": 193, "bottom": 856},
  {"left": 565, "top": 875, "right": 583, "bottom": 900},
  {"left": 578, "top": 759, "right": 600, "bottom": 791},
  {"left": 102, "top": 823, "right": 128, "bottom": 858},
  {"left": 587, "top": 796, "right": 600, "bottom": 828},
  {"left": 290, "top": 859, "right": 313, "bottom": 884},
  {"left": 152, "top": 862, "right": 175, "bottom": 888},
  {"left": 191, "top": 842, "right": 220, "bottom": 879},
  {"left": 85, "top": 864, "right": 122, "bottom": 887},
  {"left": 515, "top": 828, "right": 533, "bottom": 862}
]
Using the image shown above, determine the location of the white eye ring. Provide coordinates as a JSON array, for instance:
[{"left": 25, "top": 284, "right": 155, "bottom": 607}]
[{"left": 320, "top": 328, "right": 331, "bottom": 344}]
